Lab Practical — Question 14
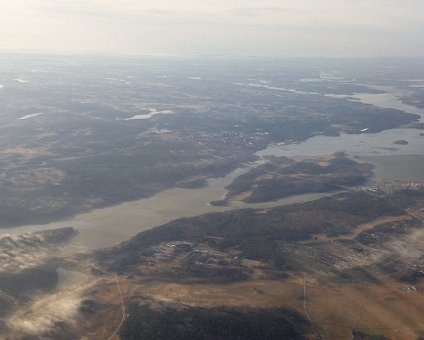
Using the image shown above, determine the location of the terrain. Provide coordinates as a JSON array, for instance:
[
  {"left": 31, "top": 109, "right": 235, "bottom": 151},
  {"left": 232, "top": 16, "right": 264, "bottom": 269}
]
[
  {"left": 2, "top": 186, "right": 423, "bottom": 339},
  {"left": 97, "top": 187, "right": 424, "bottom": 340},
  {"left": 0, "top": 228, "right": 77, "bottom": 330},
  {"left": 0, "top": 56, "right": 424, "bottom": 339},
  {"left": 212, "top": 152, "right": 373, "bottom": 205},
  {"left": 0, "top": 56, "right": 420, "bottom": 227}
]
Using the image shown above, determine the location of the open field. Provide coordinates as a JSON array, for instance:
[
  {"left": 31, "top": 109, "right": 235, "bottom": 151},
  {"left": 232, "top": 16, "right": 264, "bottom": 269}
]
[
  {"left": 87, "top": 188, "right": 424, "bottom": 339},
  {"left": 1, "top": 57, "right": 424, "bottom": 339},
  {"left": 109, "top": 276, "right": 424, "bottom": 340}
]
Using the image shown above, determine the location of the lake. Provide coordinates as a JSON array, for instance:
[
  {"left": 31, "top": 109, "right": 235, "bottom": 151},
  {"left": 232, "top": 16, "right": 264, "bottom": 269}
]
[{"left": 1, "top": 85, "right": 423, "bottom": 248}]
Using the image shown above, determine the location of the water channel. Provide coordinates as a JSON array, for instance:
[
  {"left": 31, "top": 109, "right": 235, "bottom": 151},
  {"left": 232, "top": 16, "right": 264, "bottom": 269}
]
[{"left": 0, "top": 85, "right": 423, "bottom": 249}]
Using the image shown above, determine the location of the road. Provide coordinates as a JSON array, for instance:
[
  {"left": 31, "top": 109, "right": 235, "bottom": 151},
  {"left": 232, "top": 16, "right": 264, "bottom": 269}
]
[
  {"left": 107, "top": 273, "right": 127, "bottom": 340},
  {"left": 303, "top": 272, "right": 326, "bottom": 339},
  {"left": 349, "top": 300, "right": 367, "bottom": 340}
]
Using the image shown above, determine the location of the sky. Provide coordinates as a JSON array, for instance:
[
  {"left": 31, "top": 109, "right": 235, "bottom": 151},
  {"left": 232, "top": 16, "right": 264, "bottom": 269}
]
[{"left": 1, "top": 0, "right": 424, "bottom": 57}]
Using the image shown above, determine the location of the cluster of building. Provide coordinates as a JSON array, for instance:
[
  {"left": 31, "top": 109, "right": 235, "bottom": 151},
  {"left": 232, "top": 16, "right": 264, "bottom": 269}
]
[
  {"left": 364, "top": 180, "right": 424, "bottom": 194},
  {"left": 150, "top": 240, "right": 264, "bottom": 269},
  {"left": 151, "top": 241, "right": 236, "bottom": 266},
  {"left": 3, "top": 167, "right": 65, "bottom": 187},
  {"left": 279, "top": 240, "right": 383, "bottom": 271}
]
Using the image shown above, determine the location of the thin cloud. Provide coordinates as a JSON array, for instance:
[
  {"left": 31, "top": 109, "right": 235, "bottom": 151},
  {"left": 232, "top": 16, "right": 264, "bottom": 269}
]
[
  {"left": 229, "top": 6, "right": 307, "bottom": 17},
  {"left": 0, "top": 0, "right": 423, "bottom": 56}
]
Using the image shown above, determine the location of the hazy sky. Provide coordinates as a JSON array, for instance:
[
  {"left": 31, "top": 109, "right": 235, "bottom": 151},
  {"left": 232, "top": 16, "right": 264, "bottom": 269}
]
[{"left": 1, "top": 0, "right": 424, "bottom": 56}]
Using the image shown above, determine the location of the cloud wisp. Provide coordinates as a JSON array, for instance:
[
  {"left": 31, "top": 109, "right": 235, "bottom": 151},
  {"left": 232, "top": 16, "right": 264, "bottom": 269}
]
[{"left": 1, "top": 0, "right": 423, "bottom": 56}]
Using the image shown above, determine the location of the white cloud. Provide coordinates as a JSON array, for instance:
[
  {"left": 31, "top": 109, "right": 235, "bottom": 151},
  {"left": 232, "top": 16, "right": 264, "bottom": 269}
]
[{"left": 0, "top": 0, "right": 423, "bottom": 56}]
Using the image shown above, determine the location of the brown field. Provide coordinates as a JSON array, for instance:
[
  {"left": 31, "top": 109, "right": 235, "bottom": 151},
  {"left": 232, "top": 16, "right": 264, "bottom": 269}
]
[
  {"left": 231, "top": 190, "right": 253, "bottom": 202},
  {"left": 315, "top": 214, "right": 413, "bottom": 241},
  {"left": 113, "top": 274, "right": 424, "bottom": 340},
  {"left": 346, "top": 214, "right": 414, "bottom": 238},
  {"left": 2, "top": 146, "right": 51, "bottom": 158}
]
